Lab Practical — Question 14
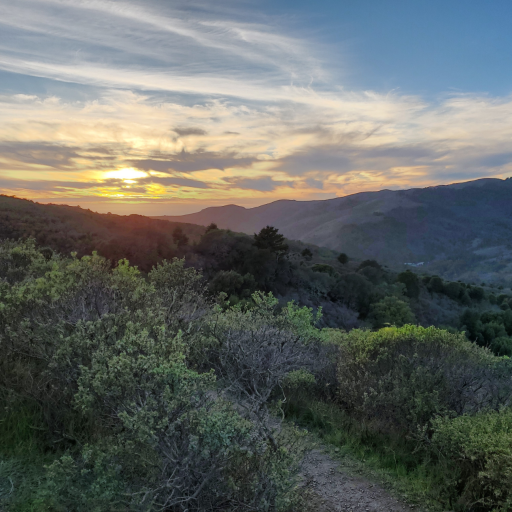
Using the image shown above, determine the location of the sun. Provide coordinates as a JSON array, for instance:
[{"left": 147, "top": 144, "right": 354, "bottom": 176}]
[{"left": 105, "top": 168, "right": 148, "bottom": 181}]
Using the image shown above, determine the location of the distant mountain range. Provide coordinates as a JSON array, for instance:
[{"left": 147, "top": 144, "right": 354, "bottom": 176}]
[{"left": 155, "top": 178, "right": 512, "bottom": 284}]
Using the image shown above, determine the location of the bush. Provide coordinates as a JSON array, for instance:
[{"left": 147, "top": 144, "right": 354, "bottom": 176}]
[
  {"left": 336, "top": 326, "right": 508, "bottom": 436},
  {"left": 430, "top": 409, "right": 512, "bottom": 511},
  {"left": 312, "top": 263, "right": 336, "bottom": 276},
  {"left": 337, "top": 253, "right": 349, "bottom": 265},
  {"left": 0, "top": 242, "right": 308, "bottom": 511},
  {"left": 367, "top": 296, "right": 415, "bottom": 328},
  {"left": 397, "top": 271, "right": 420, "bottom": 299}
]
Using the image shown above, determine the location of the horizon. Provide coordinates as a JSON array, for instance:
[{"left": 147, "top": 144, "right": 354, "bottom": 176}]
[
  {"left": 4, "top": 174, "right": 509, "bottom": 218},
  {"left": 1, "top": 1, "right": 512, "bottom": 216}
]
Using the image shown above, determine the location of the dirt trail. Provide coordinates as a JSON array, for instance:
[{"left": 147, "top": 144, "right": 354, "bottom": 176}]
[{"left": 299, "top": 448, "right": 417, "bottom": 512}]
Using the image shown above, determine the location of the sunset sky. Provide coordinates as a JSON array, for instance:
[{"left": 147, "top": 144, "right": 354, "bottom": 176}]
[{"left": 1, "top": 0, "right": 512, "bottom": 215}]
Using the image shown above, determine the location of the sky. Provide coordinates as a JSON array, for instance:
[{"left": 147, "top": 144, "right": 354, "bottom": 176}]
[{"left": 1, "top": 0, "right": 512, "bottom": 215}]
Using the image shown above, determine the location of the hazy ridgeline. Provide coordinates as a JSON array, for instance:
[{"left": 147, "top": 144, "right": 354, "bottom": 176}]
[{"left": 157, "top": 178, "right": 512, "bottom": 287}]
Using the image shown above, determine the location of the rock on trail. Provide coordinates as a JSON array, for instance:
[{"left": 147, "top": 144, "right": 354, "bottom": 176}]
[{"left": 300, "top": 449, "right": 416, "bottom": 512}]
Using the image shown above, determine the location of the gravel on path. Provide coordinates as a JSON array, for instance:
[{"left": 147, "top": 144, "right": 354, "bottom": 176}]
[{"left": 299, "top": 449, "right": 418, "bottom": 512}]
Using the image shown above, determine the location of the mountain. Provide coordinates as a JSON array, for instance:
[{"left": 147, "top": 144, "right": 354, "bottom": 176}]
[
  {"left": 154, "top": 178, "right": 512, "bottom": 284},
  {"left": 0, "top": 195, "right": 205, "bottom": 271}
]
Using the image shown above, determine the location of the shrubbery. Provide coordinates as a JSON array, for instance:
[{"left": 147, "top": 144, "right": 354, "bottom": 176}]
[
  {"left": 286, "top": 324, "right": 512, "bottom": 511},
  {"left": 0, "top": 240, "right": 319, "bottom": 511},
  {"left": 4, "top": 239, "right": 512, "bottom": 511},
  {"left": 336, "top": 326, "right": 510, "bottom": 436},
  {"left": 428, "top": 409, "right": 512, "bottom": 511}
]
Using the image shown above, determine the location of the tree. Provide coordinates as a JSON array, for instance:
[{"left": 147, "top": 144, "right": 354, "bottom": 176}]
[
  {"left": 468, "top": 286, "right": 485, "bottom": 301},
  {"left": 312, "top": 264, "right": 336, "bottom": 276},
  {"left": 368, "top": 296, "right": 415, "bottom": 328},
  {"left": 428, "top": 276, "right": 444, "bottom": 294},
  {"left": 444, "top": 281, "right": 463, "bottom": 301},
  {"left": 329, "top": 273, "right": 372, "bottom": 311},
  {"left": 301, "top": 248, "right": 313, "bottom": 261},
  {"left": 172, "top": 226, "right": 189, "bottom": 247},
  {"left": 205, "top": 222, "right": 218, "bottom": 234},
  {"left": 253, "top": 226, "right": 288, "bottom": 257},
  {"left": 358, "top": 259, "right": 382, "bottom": 271},
  {"left": 337, "top": 253, "right": 349, "bottom": 265},
  {"left": 397, "top": 270, "right": 420, "bottom": 299}
]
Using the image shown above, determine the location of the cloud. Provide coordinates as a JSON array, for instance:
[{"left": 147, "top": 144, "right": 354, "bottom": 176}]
[
  {"left": 0, "top": 1, "right": 512, "bottom": 212},
  {"left": 0, "top": 0, "right": 325, "bottom": 103},
  {"left": 130, "top": 151, "right": 258, "bottom": 173},
  {"left": 477, "top": 152, "right": 512, "bottom": 168},
  {"left": 0, "top": 142, "right": 82, "bottom": 169},
  {"left": 140, "top": 176, "right": 210, "bottom": 189},
  {"left": 306, "top": 178, "right": 324, "bottom": 189},
  {"left": 224, "top": 176, "right": 292, "bottom": 191},
  {"left": 174, "top": 127, "right": 208, "bottom": 137},
  {"left": 0, "top": 177, "right": 100, "bottom": 191}
]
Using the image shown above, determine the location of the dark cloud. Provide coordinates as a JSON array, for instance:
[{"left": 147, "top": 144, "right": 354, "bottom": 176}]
[
  {"left": 274, "top": 146, "right": 352, "bottom": 175},
  {"left": 0, "top": 142, "right": 120, "bottom": 170},
  {"left": 477, "top": 152, "right": 512, "bottom": 168},
  {"left": 0, "top": 178, "right": 100, "bottom": 191},
  {"left": 0, "top": 175, "right": 209, "bottom": 193},
  {"left": 0, "top": 142, "right": 82, "bottom": 169},
  {"left": 173, "top": 127, "right": 207, "bottom": 137},
  {"left": 147, "top": 176, "right": 209, "bottom": 189},
  {"left": 224, "top": 176, "right": 292, "bottom": 192},
  {"left": 273, "top": 143, "right": 441, "bottom": 176},
  {"left": 130, "top": 150, "right": 257, "bottom": 173},
  {"left": 306, "top": 178, "right": 324, "bottom": 189}
]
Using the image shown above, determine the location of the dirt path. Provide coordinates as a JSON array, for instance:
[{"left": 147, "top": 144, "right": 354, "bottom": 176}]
[{"left": 299, "top": 448, "right": 417, "bottom": 512}]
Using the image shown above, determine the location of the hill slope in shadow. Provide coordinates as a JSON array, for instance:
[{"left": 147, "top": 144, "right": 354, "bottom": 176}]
[{"left": 155, "top": 178, "right": 512, "bottom": 284}]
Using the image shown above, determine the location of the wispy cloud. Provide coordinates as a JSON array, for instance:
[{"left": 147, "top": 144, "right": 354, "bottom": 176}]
[{"left": 0, "top": 1, "right": 511, "bottom": 214}]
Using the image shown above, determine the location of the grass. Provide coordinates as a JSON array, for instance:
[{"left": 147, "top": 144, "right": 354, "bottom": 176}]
[
  {"left": 0, "top": 399, "right": 60, "bottom": 511},
  {"left": 283, "top": 391, "right": 451, "bottom": 511}
]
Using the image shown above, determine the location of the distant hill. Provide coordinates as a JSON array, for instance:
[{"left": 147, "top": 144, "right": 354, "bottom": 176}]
[
  {"left": 154, "top": 178, "right": 512, "bottom": 284},
  {"left": 0, "top": 195, "right": 205, "bottom": 271},
  {"left": 2, "top": 194, "right": 511, "bottom": 337}
]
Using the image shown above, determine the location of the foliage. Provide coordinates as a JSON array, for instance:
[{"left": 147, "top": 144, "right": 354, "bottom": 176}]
[
  {"left": 253, "top": 226, "right": 289, "bottom": 257},
  {"left": 301, "top": 248, "right": 312, "bottom": 261},
  {"left": 336, "top": 326, "right": 508, "bottom": 436},
  {"left": 0, "top": 195, "right": 204, "bottom": 272},
  {"left": 429, "top": 409, "right": 512, "bottom": 511},
  {"left": 172, "top": 226, "right": 189, "bottom": 247},
  {"left": 397, "top": 270, "right": 420, "bottom": 299},
  {"left": 367, "top": 296, "right": 415, "bottom": 328},
  {"left": 337, "top": 253, "right": 349, "bottom": 265},
  {"left": 311, "top": 263, "right": 336, "bottom": 276},
  {"left": 0, "top": 242, "right": 310, "bottom": 511},
  {"left": 460, "top": 308, "right": 512, "bottom": 354},
  {"left": 205, "top": 222, "right": 218, "bottom": 234}
]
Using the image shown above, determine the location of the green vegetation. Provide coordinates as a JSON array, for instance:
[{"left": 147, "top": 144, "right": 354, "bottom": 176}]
[
  {"left": 2, "top": 195, "right": 511, "bottom": 350},
  {"left": 3, "top": 197, "right": 512, "bottom": 510},
  {"left": 0, "top": 240, "right": 318, "bottom": 511},
  {"left": 284, "top": 326, "right": 512, "bottom": 511}
]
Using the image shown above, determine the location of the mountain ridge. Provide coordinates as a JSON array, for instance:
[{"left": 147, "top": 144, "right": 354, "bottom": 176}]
[{"left": 154, "top": 177, "right": 512, "bottom": 283}]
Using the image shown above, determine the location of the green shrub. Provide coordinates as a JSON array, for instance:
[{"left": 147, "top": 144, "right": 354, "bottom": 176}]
[
  {"left": 336, "top": 326, "right": 506, "bottom": 436},
  {"left": 430, "top": 409, "right": 512, "bottom": 511},
  {"left": 0, "top": 242, "right": 308, "bottom": 511},
  {"left": 367, "top": 296, "right": 415, "bottom": 328}
]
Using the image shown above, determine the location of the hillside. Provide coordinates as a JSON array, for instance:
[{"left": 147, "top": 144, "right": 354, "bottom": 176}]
[
  {"left": 3, "top": 193, "right": 512, "bottom": 343},
  {"left": 0, "top": 195, "right": 205, "bottom": 271},
  {"left": 155, "top": 178, "right": 512, "bottom": 284}
]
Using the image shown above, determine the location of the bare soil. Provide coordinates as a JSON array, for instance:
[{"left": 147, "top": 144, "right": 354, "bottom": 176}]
[{"left": 300, "top": 448, "right": 418, "bottom": 512}]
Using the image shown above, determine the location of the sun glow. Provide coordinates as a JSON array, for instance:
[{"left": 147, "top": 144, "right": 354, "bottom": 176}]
[{"left": 105, "top": 168, "right": 148, "bottom": 181}]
